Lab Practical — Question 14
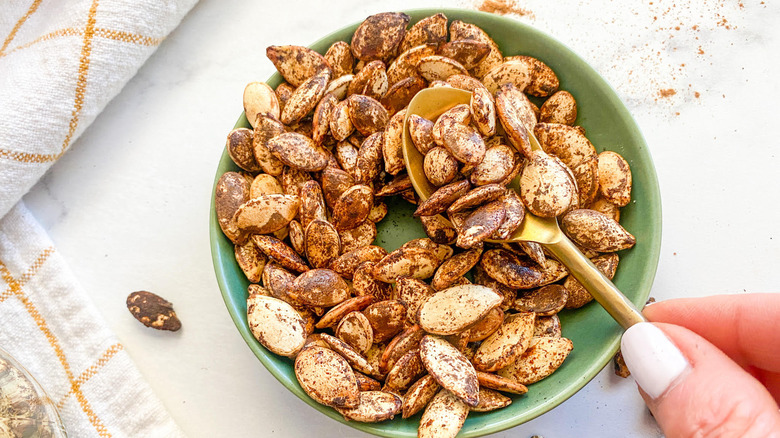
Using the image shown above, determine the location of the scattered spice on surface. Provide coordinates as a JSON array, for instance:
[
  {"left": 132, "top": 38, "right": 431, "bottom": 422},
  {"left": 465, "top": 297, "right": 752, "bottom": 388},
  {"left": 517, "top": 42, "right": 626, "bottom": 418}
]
[
  {"left": 475, "top": 0, "right": 532, "bottom": 16},
  {"left": 659, "top": 88, "right": 677, "bottom": 98}
]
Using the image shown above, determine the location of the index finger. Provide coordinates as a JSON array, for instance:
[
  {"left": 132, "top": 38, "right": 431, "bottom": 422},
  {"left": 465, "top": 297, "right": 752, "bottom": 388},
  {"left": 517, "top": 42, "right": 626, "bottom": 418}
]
[{"left": 643, "top": 293, "right": 780, "bottom": 373}]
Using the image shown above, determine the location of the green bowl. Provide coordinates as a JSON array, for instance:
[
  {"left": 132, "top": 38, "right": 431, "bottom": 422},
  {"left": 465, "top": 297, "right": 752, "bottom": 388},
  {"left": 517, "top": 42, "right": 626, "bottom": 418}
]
[{"left": 210, "top": 8, "right": 661, "bottom": 437}]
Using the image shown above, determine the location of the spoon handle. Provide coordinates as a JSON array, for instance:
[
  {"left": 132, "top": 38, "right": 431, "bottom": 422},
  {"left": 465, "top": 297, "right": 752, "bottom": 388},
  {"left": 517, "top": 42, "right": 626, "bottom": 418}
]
[{"left": 544, "top": 236, "right": 647, "bottom": 330}]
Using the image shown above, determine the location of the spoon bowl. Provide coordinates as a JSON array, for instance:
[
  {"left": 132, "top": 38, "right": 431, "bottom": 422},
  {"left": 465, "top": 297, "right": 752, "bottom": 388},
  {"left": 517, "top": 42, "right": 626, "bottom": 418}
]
[{"left": 402, "top": 87, "right": 645, "bottom": 329}]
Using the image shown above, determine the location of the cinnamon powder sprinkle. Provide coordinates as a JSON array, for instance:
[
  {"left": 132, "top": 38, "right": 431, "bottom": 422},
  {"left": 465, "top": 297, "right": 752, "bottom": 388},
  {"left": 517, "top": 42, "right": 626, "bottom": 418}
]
[
  {"left": 659, "top": 89, "right": 677, "bottom": 98},
  {"left": 476, "top": 0, "right": 532, "bottom": 16}
]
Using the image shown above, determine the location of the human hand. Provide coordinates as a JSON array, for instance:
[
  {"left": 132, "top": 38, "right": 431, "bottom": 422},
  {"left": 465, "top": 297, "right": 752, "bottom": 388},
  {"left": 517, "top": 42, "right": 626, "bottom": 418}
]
[{"left": 620, "top": 293, "right": 780, "bottom": 437}]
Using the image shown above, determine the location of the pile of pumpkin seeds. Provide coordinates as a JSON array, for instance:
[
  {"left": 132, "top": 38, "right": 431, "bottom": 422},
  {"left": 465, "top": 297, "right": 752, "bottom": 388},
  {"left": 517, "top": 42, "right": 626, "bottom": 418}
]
[{"left": 214, "top": 11, "right": 635, "bottom": 437}]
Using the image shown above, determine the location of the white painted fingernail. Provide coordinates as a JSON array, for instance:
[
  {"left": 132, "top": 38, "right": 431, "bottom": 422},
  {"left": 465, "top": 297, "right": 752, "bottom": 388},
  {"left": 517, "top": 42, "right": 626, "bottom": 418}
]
[{"left": 620, "top": 322, "right": 690, "bottom": 399}]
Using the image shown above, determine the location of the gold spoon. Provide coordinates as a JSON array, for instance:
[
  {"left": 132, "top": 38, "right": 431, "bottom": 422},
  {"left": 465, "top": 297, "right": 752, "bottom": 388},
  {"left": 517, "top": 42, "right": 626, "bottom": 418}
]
[{"left": 401, "top": 87, "right": 646, "bottom": 329}]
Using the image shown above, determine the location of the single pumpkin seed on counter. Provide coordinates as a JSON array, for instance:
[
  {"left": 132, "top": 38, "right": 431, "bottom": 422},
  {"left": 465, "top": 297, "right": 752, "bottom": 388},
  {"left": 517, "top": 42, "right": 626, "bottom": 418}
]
[
  {"left": 335, "top": 391, "right": 402, "bottom": 423},
  {"left": 497, "top": 336, "right": 574, "bottom": 385},
  {"left": 126, "top": 290, "right": 182, "bottom": 331},
  {"left": 294, "top": 346, "right": 359, "bottom": 408},
  {"left": 418, "top": 389, "right": 469, "bottom": 438},
  {"left": 419, "top": 335, "right": 479, "bottom": 407},
  {"left": 417, "top": 284, "right": 502, "bottom": 335},
  {"left": 247, "top": 294, "right": 307, "bottom": 357}
]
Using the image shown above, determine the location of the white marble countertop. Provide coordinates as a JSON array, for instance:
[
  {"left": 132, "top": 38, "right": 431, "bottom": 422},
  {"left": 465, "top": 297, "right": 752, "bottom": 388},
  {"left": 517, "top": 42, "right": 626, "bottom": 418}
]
[{"left": 22, "top": 0, "right": 780, "bottom": 437}]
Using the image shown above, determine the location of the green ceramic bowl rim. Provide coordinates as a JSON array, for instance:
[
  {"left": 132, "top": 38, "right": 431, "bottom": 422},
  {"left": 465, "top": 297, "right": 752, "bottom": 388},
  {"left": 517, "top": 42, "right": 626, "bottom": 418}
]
[{"left": 210, "top": 8, "right": 662, "bottom": 437}]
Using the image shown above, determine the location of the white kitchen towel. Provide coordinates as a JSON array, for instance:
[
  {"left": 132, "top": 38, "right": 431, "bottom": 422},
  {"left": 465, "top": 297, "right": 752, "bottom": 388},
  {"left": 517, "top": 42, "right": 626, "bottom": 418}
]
[
  {"left": 0, "top": 0, "right": 197, "bottom": 220},
  {"left": 1, "top": 0, "right": 198, "bottom": 436}
]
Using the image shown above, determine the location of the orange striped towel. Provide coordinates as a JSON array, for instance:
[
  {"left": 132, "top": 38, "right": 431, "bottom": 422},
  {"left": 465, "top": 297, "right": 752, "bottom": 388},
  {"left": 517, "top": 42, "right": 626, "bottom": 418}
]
[{"left": 1, "top": 0, "right": 197, "bottom": 436}]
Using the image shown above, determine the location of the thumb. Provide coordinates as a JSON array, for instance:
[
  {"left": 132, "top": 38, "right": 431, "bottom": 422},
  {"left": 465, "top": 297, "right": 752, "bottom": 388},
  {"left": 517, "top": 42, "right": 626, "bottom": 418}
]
[{"left": 620, "top": 322, "right": 780, "bottom": 438}]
